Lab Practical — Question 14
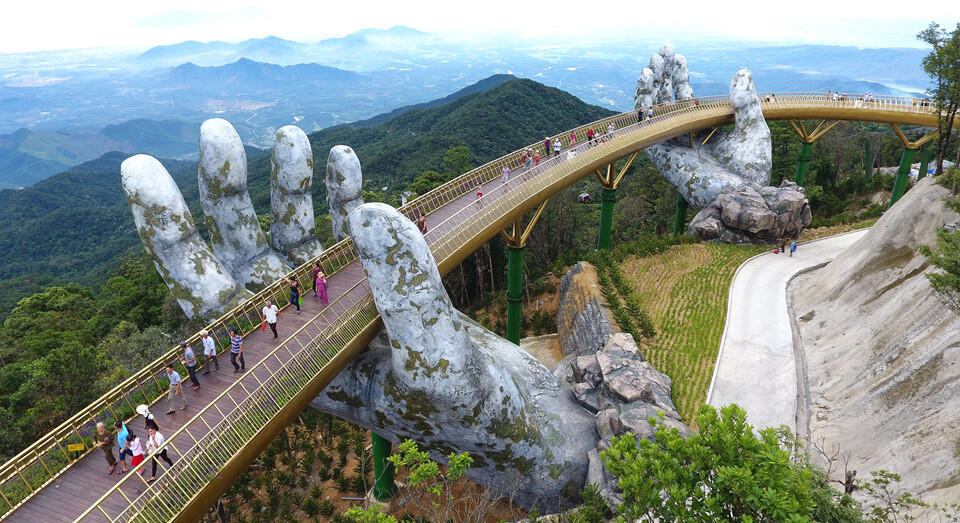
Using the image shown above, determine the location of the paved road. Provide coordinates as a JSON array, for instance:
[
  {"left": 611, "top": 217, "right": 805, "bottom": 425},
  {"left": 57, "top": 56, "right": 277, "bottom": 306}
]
[{"left": 706, "top": 229, "right": 868, "bottom": 432}]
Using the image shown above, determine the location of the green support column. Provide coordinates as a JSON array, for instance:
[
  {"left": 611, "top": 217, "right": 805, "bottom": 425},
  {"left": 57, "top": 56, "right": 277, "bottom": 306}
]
[
  {"left": 795, "top": 141, "right": 812, "bottom": 186},
  {"left": 506, "top": 245, "right": 524, "bottom": 345},
  {"left": 673, "top": 194, "right": 689, "bottom": 236},
  {"left": 597, "top": 187, "right": 616, "bottom": 250},
  {"left": 889, "top": 147, "right": 918, "bottom": 208},
  {"left": 918, "top": 144, "right": 932, "bottom": 180},
  {"left": 371, "top": 432, "right": 397, "bottom": 501},
  {"left": 864, "top": 141, "right": 872, "bottom": 182}
]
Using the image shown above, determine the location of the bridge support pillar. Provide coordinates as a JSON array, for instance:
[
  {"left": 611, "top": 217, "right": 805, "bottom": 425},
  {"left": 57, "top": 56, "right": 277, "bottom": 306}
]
[
  {"left": 918, "top": 144, "right": 932, "bottom": 181},
  {"left": 506, "top": 245, "right": 524, "bottom": 345},
  {"left": 795, "top": 141, "right": 812, "bottom": 186},
  {"left": 500, "top": 199, "right": 550, "bottom": 345},
  {"left": 593, "top": 153, "right": 638, "bottom": 251},
  {"left": 864, "top": 141, "right": 873, "bottom": 183},
  {"left": 889, "top": 147, "right": 917, "bottom": 208},
  {"left": 673, "top": 194, "right": 689, "bottom": 236},
  {"left": 598, "top": 187, "right": 616, "bottom": 250},
  {"left": 371, "top": 432, "right": 397, "bottom": 502}
]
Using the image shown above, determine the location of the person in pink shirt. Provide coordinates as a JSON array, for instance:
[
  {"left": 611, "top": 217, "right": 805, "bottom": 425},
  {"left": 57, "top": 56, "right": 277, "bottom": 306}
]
[
  {"left": 569, "top": 131, "right": 576, "bottom": 145},
  {"left": 316, "top": 269, "right": 328, "bottom": 305}
]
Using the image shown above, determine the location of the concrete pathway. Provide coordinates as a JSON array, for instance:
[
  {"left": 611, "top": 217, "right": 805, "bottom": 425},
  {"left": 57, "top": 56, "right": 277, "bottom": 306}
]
[{"left": 706, "top": 229, "right": 868, "bottom": 432}]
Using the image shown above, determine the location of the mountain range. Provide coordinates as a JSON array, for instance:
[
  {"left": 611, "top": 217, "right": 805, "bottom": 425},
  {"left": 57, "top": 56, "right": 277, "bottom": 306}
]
[
  {"left": 0, "top": 27, "right": 932, "bottom": 189},
  {"left": 0, "top": 76, "right": 613, "bottom": 317}
]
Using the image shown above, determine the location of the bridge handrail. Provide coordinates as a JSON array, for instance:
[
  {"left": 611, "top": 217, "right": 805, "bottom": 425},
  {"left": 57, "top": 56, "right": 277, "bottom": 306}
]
[
  {"left": 79, "top": 277, "right": 377, "bottom": 522},
  {"left": 0, "top": 91, "right": 941, "bottom": 520}
]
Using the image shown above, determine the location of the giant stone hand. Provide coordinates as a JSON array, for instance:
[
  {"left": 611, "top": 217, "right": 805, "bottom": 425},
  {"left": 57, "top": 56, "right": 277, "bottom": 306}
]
[
  {"left": 636, "top": 44, "right": 810, "bottom": 242},
  {"left": 122, "top": 119, "right": 363, "bottom": 318},
  {"left": 312, "top": 202, "right": 598, "bottom": 509}
]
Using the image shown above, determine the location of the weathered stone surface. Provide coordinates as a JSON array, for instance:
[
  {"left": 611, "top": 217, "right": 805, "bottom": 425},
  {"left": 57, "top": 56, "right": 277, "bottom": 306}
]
[
  {"left": 689, "top": 180, "right": 812, "bottom": 243},
  {"left": 121, "top": 155, "right": 251, "bottom": 318},
  {"left": 571, "top": 382, "right": 601, "bottom": 413},
  {"left": 572, "top": 354, "right": 602, "bottom": 386},
  {"left": 638, "top": 58, "right": 771, "bottom": 208},
  {"left": 325, "top": 145, "right": 363, "bottom": 241},
  {"left": 791, "top": 177, "right": 960, "bottom": 508},
  {"left": 311, "top": 203, "right": 596, "bottom": 510},
  {"left": 269, "top": 125, "right": 323, "bottom": 265},
  {"left": 556, "top": 262, "right": 617, "bottom": 356},
  {"left": 198, "top": 118, "right": 290, "bottom": 291},
  {"left": 594, "top": 408, "right": 623, "bottom": 440}
]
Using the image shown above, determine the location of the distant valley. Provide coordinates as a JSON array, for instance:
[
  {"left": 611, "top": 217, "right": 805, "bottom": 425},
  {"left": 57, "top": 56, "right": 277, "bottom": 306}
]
[{"left": 0, "top": 26, "right": 930, "bottom": 188}]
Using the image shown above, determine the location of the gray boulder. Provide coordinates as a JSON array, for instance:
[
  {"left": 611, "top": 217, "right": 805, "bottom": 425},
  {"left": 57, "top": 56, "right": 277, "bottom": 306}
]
[{"left": 689, "top": 180, "right": 812, "bottom": 243}]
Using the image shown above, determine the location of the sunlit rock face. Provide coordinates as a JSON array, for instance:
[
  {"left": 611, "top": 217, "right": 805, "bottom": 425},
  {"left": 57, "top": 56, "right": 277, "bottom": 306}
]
[
  {"left": 689, "top": 180, "right": 812, "bottom": 243},
  {"left": 325, "top": 145, "right": 364, "bottom": 242}
]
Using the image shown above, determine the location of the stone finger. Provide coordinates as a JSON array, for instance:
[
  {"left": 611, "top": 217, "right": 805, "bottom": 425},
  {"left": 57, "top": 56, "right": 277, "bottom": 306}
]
[
  {"left": 269, "top": 125, "right": 323, "bottom": 264},
  {"left": 672, "top": 53, "right": 694, "bottom": 100},
  {"left": 198, "top": 118, "right": 290, "bottom": 290},
  {"left": 711, "top": 69, "right": 772, "bottom": 188},
  {"left": 121, "top": 154, "right": 251, "bottom": 319},
  {"left": 325, "top": 145, "right": 364, "bottom": 241}
]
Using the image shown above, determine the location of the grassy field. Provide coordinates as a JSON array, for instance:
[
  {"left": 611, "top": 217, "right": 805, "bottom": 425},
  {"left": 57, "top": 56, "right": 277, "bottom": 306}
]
[{"left": 618, "top": 218, "right": 876, "bottom": 426}]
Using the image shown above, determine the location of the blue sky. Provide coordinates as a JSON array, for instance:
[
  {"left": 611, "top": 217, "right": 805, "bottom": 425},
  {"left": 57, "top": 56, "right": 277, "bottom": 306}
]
[{"left": 2, "top": 0, "right": 958, "bottom": 53}]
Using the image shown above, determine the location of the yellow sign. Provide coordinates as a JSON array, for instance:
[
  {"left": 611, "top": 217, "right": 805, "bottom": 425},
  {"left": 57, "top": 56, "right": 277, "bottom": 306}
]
[{"left": 67, "top": 444, "right": 85, "bottom": 452}]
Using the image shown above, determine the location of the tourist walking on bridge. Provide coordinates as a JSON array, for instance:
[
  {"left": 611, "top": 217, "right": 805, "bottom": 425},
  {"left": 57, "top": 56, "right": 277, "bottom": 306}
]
[
  {"left": 553, "top": 138, "right": 561, "bottom": 157},
  {"left": 287, "top": 276, "right": 301, "bottom": 314},
  {"left": 201, "top": 330, "right": 218, "bottom": 374},
  {"left": 262, "top": 299, "right": 279, "bottom": 340},
  {"left": 126, "top": 433, "right": 145, "bottom": 474},
  {"left": 93, "top": 422, "right": 116, "bottom": 475},
  {"left": 316, "top": 270, "right": 328, "bottom": 306},
  {"left": 587, "top": 127, "right": 596, "bottom": 146},
  {"left": 312, "top": 261, "right": 321, "bottom": 297},
  {"left": 229, "top": 328, "right": 245, "bottom": 372},
  {"left": 569, "top": 131, "right": 576, "bottom": 146},
  {"left": 534, "top": 151, "right": 540, "bottom": 166},
  {"left": 416, "top": 212, "right": 427, "bottom": 235},
  {"left": 502, "top": 165, "right": 510, "bottom": 185},
  {"left": 114, "top": 421, "right": 130, "bottom": 473},
  {"left": 145, "top": 426, "right": 173, "bottom": 483},
  {"left": 165, "top": 364, "right": 187, "bottom": 413},
  {"left": 543, "top": 137, "right": 551, "bottom": 157},
  {"left": 180, "top": 342, "right": 200, "bottom": 391}
]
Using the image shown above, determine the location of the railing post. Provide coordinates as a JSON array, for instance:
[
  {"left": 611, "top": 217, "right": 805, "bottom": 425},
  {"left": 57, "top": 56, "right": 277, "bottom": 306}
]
[
  {"left": 506, "top": 245, "right": 524, "bottom": 345},
  {"left": 889, "top": 146, "right": 918, "bottom": 207},
  {"left": 371, "top": 432, "right": 397, "bottom": 502},
  {"left": 795, "top": 141, "right": 812, "bottom": 186},
  {"left": 673, "top": 194, "right": 689, "bottom": 236},
  {"left": 597, "top": 187, "right": 616, "bottom": 250},
  {"left": 918, "top": 143, "right": 932, "bottom": 181}
]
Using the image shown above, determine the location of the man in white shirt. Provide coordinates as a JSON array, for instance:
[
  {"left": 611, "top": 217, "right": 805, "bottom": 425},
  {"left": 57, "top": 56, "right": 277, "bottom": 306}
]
[
  {"left": 262, "top": 300, "right": 279, "bottom": 340},
  {"left": 200, "top": 330, "right": 218, "bottom": 374}
]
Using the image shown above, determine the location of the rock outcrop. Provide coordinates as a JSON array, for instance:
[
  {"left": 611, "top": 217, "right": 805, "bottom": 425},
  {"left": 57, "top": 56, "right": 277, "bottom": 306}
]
[
  {"left": 791, "top": 177, "right": 960, "bottom": 508},
  {"left": 325, "top": 145, "right": 364, "bottom": 242},
  {"left": 556, "top": 262, "right": 617, "bottom": 356},
  {"left": 568, "top": 333, "right": 691, "bottom": 507},
  {"left": 689, "top": 180, "right": 812, "bottom": 243}
]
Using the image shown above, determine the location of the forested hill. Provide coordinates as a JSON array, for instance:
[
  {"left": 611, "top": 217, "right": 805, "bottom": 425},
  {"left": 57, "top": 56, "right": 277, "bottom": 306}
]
[{"left": 0, "top": 77, "right": 615, "bottom": 318}]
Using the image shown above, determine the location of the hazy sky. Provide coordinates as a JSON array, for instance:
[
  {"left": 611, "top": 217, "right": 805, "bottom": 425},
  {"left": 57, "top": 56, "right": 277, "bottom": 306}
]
[{"left": 3, "top": 0, "right": 959, "bottom": 53}]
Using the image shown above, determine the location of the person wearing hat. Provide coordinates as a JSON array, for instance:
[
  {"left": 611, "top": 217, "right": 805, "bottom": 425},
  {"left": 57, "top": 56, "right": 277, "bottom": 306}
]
[
  {"left": 136, "top": 404, "right": 161, "bottom": 432},
  {"left": 179, "top": 342, "right": 200, "bottom": 391},
  {"left": 200, "top": 330, "right": 218, "bottom": 374}
]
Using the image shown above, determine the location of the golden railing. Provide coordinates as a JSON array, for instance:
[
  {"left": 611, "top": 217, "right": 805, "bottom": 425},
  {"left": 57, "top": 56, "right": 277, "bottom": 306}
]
[{"left": 0, "top": 92, "right": 942, "bottom": 521}]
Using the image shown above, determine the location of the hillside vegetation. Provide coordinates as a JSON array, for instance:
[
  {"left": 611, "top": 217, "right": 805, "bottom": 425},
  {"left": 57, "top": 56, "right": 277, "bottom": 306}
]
[{"left": 0, "top": 78, "right": 613, "bottom": 318}]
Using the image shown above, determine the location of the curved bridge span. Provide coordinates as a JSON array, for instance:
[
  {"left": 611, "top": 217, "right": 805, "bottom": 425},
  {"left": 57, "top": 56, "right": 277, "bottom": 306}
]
[{"left": 1, "top": 94, "right": 943, "bottom": 522}]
